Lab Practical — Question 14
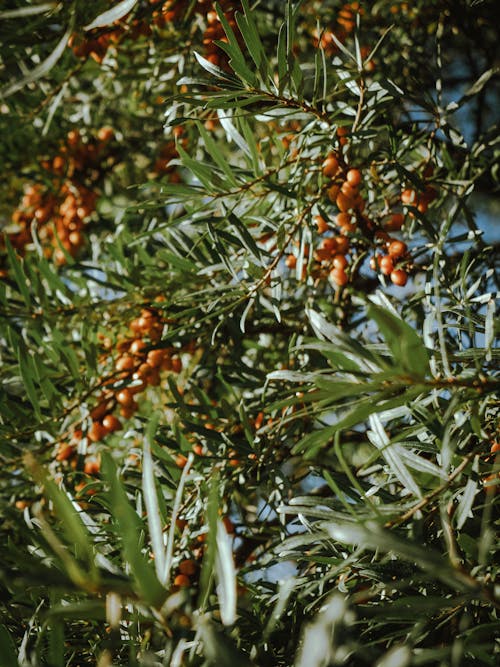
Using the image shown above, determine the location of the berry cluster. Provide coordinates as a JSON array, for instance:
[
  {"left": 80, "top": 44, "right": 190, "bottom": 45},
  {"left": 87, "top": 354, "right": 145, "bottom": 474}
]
[
  {"left": 284, "top": 142, "right": 433, "bottom": 289},
  {"left": 3, "top": 128, "right": 113, "bottom": 267}
]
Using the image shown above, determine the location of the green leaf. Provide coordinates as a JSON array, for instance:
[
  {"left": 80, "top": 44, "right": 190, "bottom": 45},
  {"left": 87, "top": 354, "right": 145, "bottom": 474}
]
[
  {"left": 1, "top": 25, "right": 72, "bottom": 98},
  {"left": 368, "top": 414, "right": 422, "bottom": 498},
  {"left": 142, "top": 420, "right": 167, "bottom": 583},
  {"left": 102, "top": 454, "right": 166, "bottom": 608},
  {"left": 197, "top": 122, "right": 239, "bottom": 187},
  {"left": 84, "top": 0, "right": 138, "bottom": 30},
  {"left": 215, "top": 520, "right": 237, "bottom": 626},
  {"left": 0, "top": 625, "right": 18, "bottom": 667},
  {"left": 26, "top": 456, "right": 97, "bottom": 575},
  {"left": 367, "top": 302, "right": 429, "bottom": 379}
]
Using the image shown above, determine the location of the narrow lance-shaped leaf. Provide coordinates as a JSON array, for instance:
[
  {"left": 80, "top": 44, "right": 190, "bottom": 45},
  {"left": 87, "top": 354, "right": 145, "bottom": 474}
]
[
  {"left": 367, "top": 302, "right": 430, "bottom": 379},
  {"left": 1, "top": 25, "right": 72, "bottom": 98},
  {"left": 102, "top": 454, "right": 166, "bottom": 608},
  {"left": 84, "top": 0, "right": 138, "bottom": 30}
]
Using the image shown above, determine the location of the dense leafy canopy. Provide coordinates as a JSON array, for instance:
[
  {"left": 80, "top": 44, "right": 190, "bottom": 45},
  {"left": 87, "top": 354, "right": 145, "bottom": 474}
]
[{"left": 0, "top": 1, "right": 498, "bottom": 665}]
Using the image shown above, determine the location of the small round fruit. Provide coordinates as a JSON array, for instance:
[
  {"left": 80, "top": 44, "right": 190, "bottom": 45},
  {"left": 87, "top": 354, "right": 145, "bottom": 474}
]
[
  {"left": 322, "top": 155, "right": 340, "bottom": 178},
  {"left": 179, "top": 559, "right": 197, "bottom": 576},
  {"left": 116, "top": 388, "right": 134, "bottom": 407},
  {"left": 330, "top": 267, "right": 349, "bottom": 286},
  {"left": 102, "top": 414, "right": 122, "bottom": 432},
  {"left": 331, "top": 254, "right": 348, "bottom": 270},
  {"left": 115, "top": 355, "right": 135, "bottom": 372},
  {"left": 88, "top": 421, "right": 108, "bottom": 442},
  {"left": 285, "top": 254, "right": 297, "bottom": 269},
  {"left": 174, "top": 574, "right": 191, "bottom": 588},
  {"left": 401, "top": 188, "right": 416, "bottom": 205},
  {"left": 327, "top": 184, "right": 340, "bottom": 203},
  {"left": 379, "top": 255, "right": 394, "bottom": 275},
  {"left": 390, "top": 268, "right": 408, "bottom": 286},
  {"left": 388, "top": 240, "right": 407, "bottom": 258},
  {"left": 336, "top": 191, "right": 354, "bottom": 212},
  {"left": 315, "top": 215, "right": 329, "bottom": 234},
  {"left": 346, "top": 168, "right": 362, "bottom": 187},
  {"left": 385, "top": 213, "right": 405, "bottom": 231}
]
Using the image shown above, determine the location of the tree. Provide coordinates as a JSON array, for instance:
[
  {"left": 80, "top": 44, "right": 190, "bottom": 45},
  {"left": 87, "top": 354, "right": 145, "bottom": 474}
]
[{"left": 0, "top": 1, "right": 498, "bottom": 665}]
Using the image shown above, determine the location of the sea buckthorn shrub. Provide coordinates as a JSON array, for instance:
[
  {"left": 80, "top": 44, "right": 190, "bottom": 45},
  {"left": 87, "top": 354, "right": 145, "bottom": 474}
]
[{"left": 0, "top": 1, "right": 498, "bottom": 665}]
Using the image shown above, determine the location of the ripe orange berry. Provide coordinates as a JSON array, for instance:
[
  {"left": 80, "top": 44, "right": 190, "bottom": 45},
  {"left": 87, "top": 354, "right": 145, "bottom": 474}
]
[
  {"left": 315, "top": 215, "right": 329, "bottom": 234},
  {"left": 88, "top": 421, "right": 108, "bottom": 442},
  {"left": 330, "top": 267, "right": 349, "bottom": 286},
  {"left": 385, "top": 213, "right": 405, "bottom": 231},
  {"left": 130, "top": 339, "right": 147, "bottom": 356},
  {"left": 286, "top": 254, "right": 297, "bottom": 269},
  {"left": 388, "top": 240, "right": 407, "bottom": 258},
  {"left": 171, "top": 356, "right": 182, "bottom": 373},
  {"left": 179, "top": 559, "right": 197, "bottom": 576},
  {"left": 84, "top": 458, "right": 101, "bottom": 475},
  {"left": 401, "top": 188, "right": 416, "bottom": 205},
  {"left": 174, "top": 574, "right": 191, "bottom": 588},
  {"left": 327, "top": 184, "right": 340, "bottom": 203},
  {"left": 102, "top": 414, "right": 121, "bottom": 432},
  {"left": 175, "top": 454, "right": 188, "bottom": 469},
  {"left": 336, "top": 191, "right": 354, "bottom": 212},
  {"left": 115, "top": 355, "right": 135, "bottom": 372},
  {"left": 379, "top": 255, "right": 394, "bottom": 275},
  {"left": 116, "top": 388, "right": 134, "bottom": 407},
  {"left": 334, "top": 235, "right": 350, "bottom": 254},
  {"left": 55, "top": 442, "right": 75, "bottom": 462},
  {"left": 390, "top": 268, "right": 408, "bottom": 286},
  {"left": 332, "top": 254, "right": 348, "bottom": 270},
  {"left": 322, "top": 155, "right": 340, "bottom": 178},
  {"left": 346, "top": 168, "right": 362, "bottom": 187},
  {"left": 320, "top": 237, "right": 338, "bottom": 253},
  {"left": 340, "top": 181, "right": 358, "bottom": 198},
  {"left": 146, "top": 349, "right": 165, "bottom": 368}
]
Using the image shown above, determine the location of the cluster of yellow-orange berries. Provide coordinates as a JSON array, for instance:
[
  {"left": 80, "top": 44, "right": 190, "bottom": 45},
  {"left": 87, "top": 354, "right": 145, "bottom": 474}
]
[
  {"left": 52, "top": 304, "right": 184, "bottom": 493},
  {"left": 284, "top": 143, "right": 435, "bottom": 289},
  {"left": 3, "top": 128, "right": 113, "bottom": 269}
]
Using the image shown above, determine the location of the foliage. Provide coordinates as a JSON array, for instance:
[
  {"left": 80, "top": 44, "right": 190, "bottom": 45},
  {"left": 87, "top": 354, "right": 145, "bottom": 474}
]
[{"left": 0, "top": 1, "right": 499, "bottom": 665}]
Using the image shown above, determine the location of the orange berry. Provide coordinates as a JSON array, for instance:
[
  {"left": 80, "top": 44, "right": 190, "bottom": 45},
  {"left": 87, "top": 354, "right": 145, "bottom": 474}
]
[
  {"left": 116, "top": 388, "right": 134, "bottom": 407},
  {"left": 320, "top": 237, "right": 338, "bottom": 253},
  {"left": 286, "top": 254, "right": 297, "bottom": 269},
  {"left": 390, "top": 269, "right": 408, "bottom": 286},
  {"left": 84, "top": 458, "right": 101, "bottom": 475},
  {"left": 490, "top": 442, "right": 500, "bottom": 454},
  {"left": 147, "top": 349, "right": 166, "bottom": 368},
  {"left": 88, "top": 421, "right": 108, "bottom": 442},
  {"left": 379, "top": 255, "right": 394, "bottom": 275},
  {"left": 334, "top": 235, "right": 350, "bottom": 254},
  {"left": 330, "top": 267, "right": 349, "bottom": 287},
  {"left": 401, "top": 188, "right": 416, "bottom": 205},
  {"left": 336, "top": 191, "right": 354, "bottom": 212},
  {"left": 346, "top": 168, "right": 362, "bottom": 187},
  {"left": 385, "top": 213, "right": 405, "bottom": 231},
  {"left": 115, "top": 355, "right": 135, "bottom": 372},
  {"left": 322, "top": 155, "right": 340, "bottom": 178},
  {"left": 327, "top": 184, "right": 340, "bottom": 203},
  {"left": 332, "top": 254, "right": 348, "bottom": 270},
  {"left": 173, "top": 574, "right": 191, "bottom": 588},
  {"left": 179, "top": 559, "right": 197, "bottom": 576},
  {"left": 388, "top": 240, "right": 407, "bottom": 258},
  {"left": 102, "top": 414, "right": 121, "bottom": 432},
  {"left": 175, "top": 454, "right": 188, "bottom": 468},
  {"left": 55, "top": 442, "right": 75, "bottom": 462},
  {"left": 15, "top": 500, "right": 30, "bottom": 510},
  {"left": 315, "top": 215, "right": 330, "bottom": 234},
  {"left": 171, "top": 356, "right": 182, "bottom": 373},
  {"left": 130, "top": 339, "right": 147, "bottom": 356}
]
